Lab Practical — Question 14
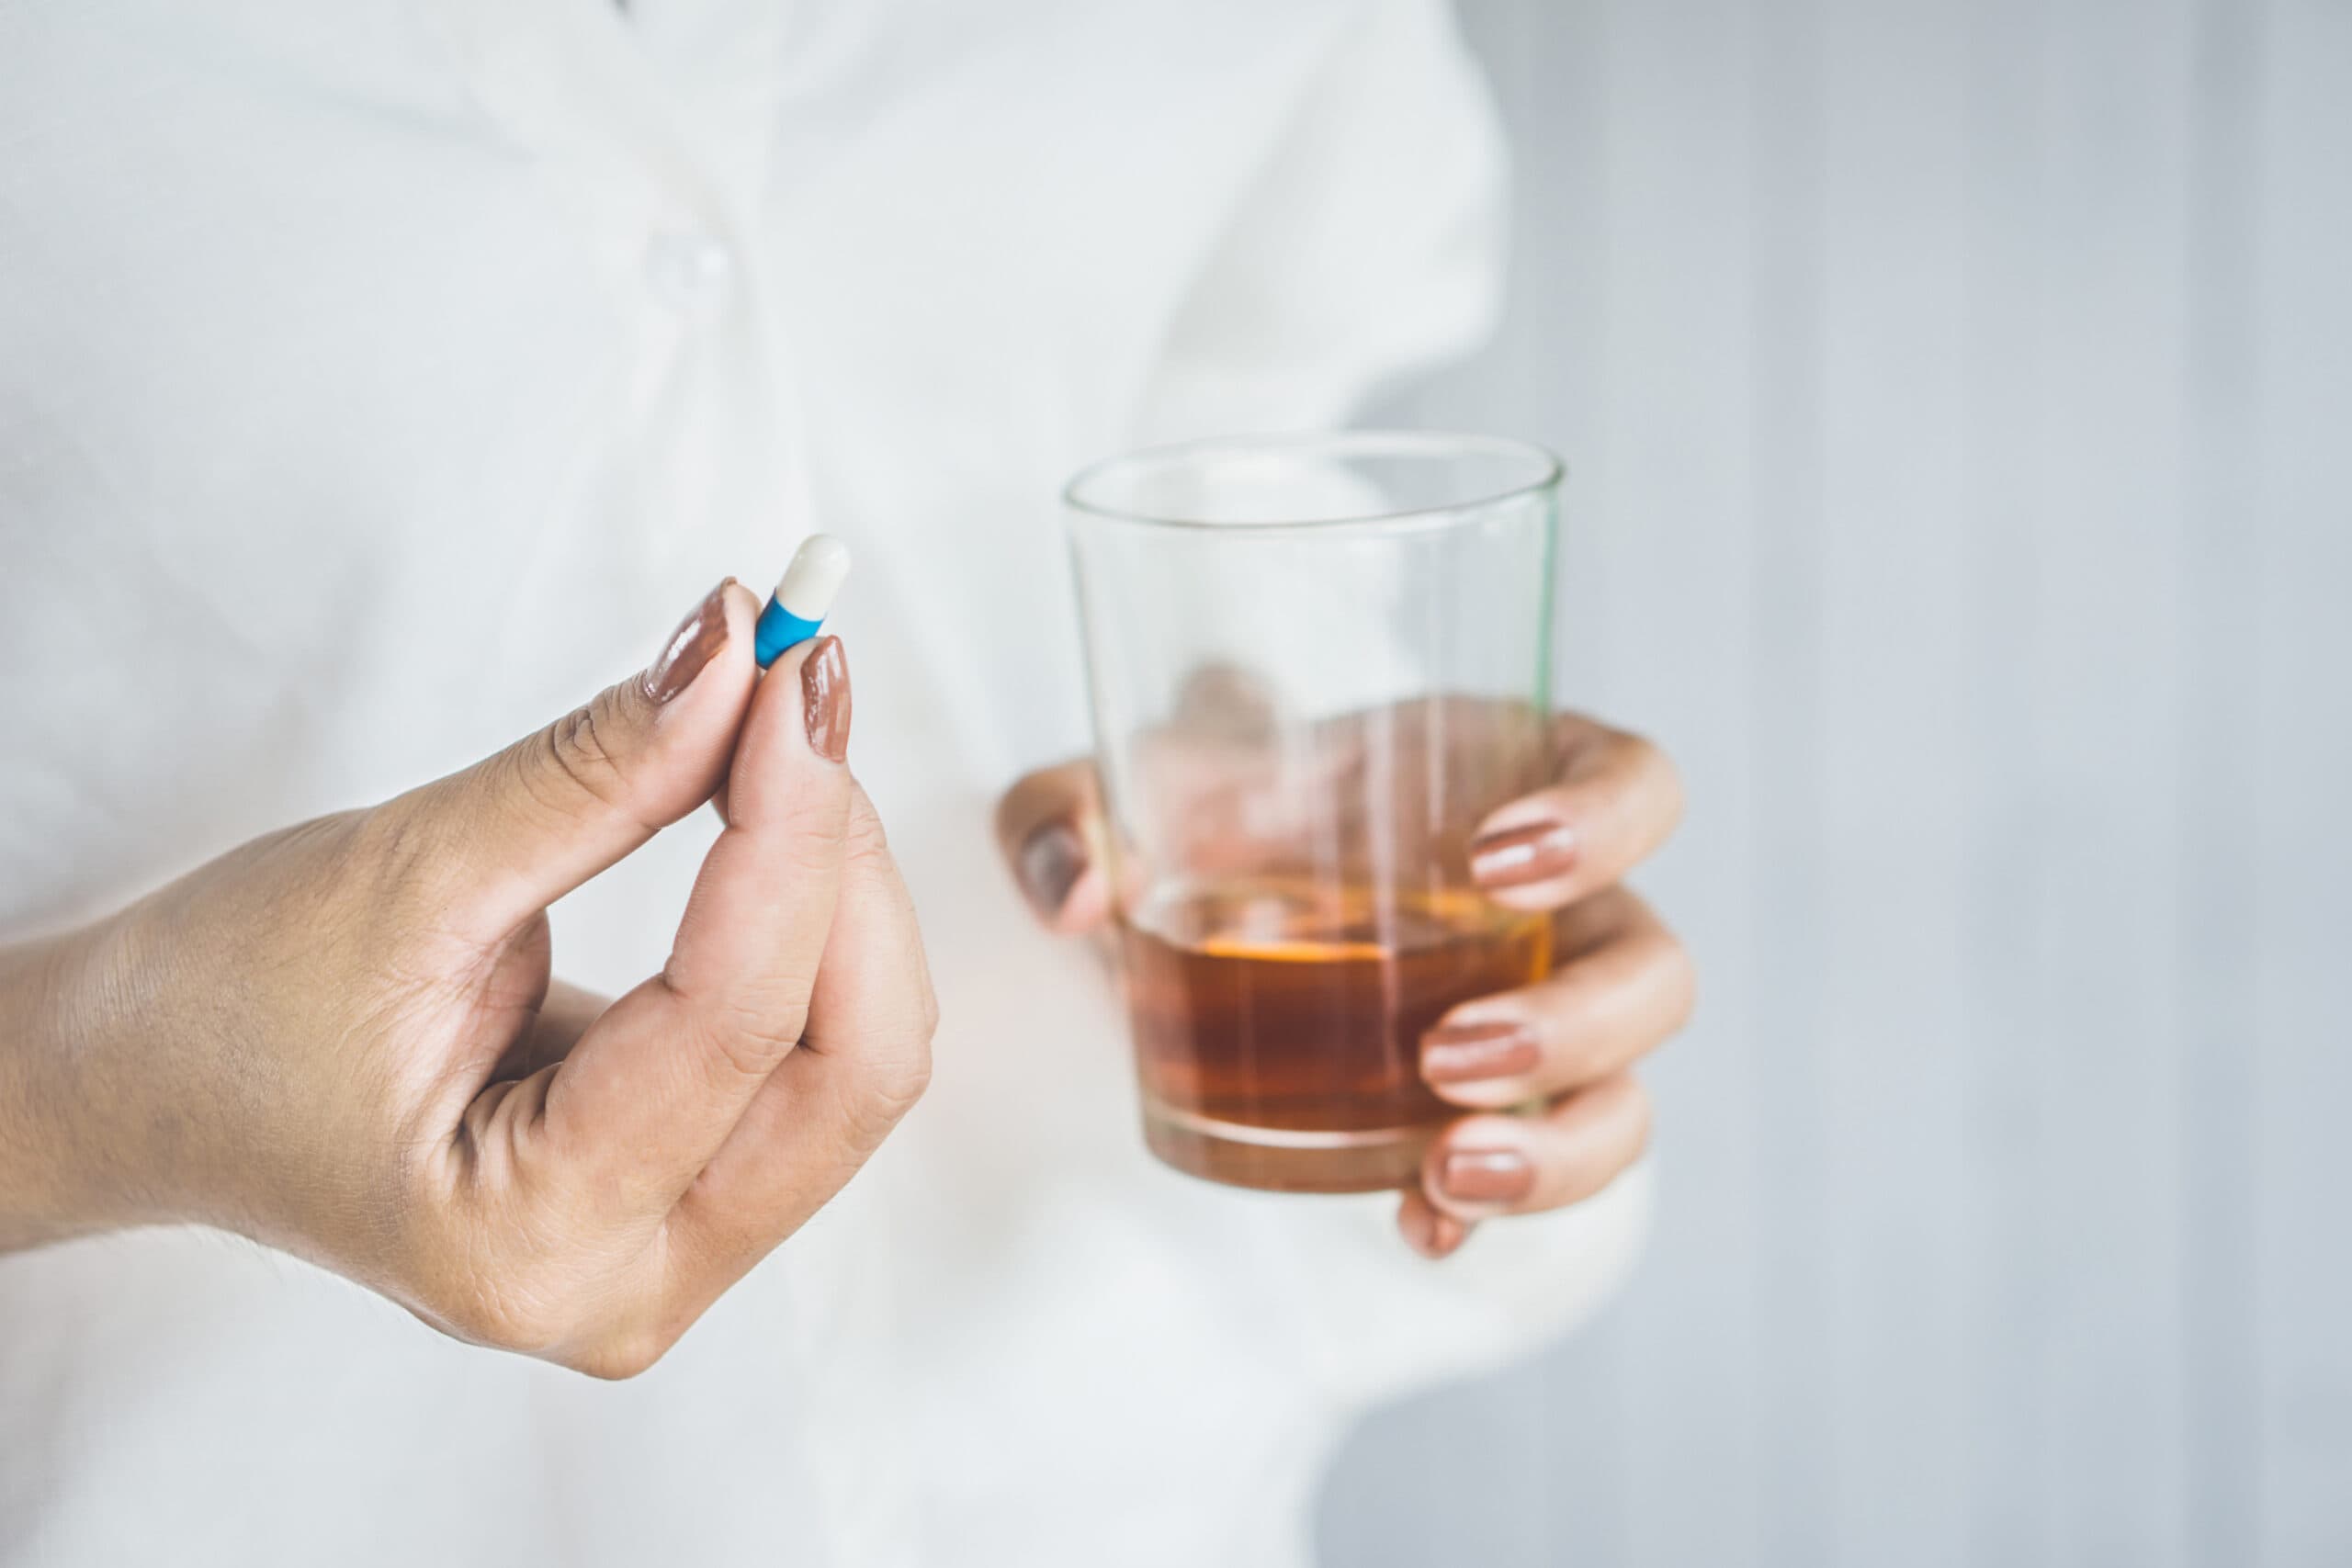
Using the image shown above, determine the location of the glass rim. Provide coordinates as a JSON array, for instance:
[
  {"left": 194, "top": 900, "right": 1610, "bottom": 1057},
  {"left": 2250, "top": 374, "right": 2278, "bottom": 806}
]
[{"left": 1062, "top": 429, "right": 1565, "bottom": 537}]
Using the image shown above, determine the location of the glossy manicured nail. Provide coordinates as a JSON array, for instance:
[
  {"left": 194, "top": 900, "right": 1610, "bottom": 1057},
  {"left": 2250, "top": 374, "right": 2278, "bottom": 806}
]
[
  {"left": 1439, "top": 1147, "right": 1535, "bottom": 1205},
  {"left": 801, "top": 635, "right": 852, "bottom": 761},
  {"left": 1421, "top": 1020, "right": 1542, "bottom": 1086},
  {"left": 1016, "top": 819, "right": 1087, "bottom": 919},
  {"left": 1469, "top": 819, "right": 1577, "bottom": 888},
  {"left": 643, "top": 578, "right": 734, "bottom": 704}
]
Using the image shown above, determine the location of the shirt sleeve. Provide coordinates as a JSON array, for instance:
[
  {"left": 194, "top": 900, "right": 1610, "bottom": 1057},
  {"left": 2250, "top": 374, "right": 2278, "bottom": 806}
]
[
  {"left": 1134, "top": 0, "right": 1511, "bottom": 441},
  {"left": 1232, "top": 1161, "right": 1654, "bottom": 1415}
]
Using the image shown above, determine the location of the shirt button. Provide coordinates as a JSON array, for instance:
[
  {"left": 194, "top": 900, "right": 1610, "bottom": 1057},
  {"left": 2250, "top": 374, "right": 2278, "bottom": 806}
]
[{"left": 641, "top": 230, "right": 736, "bottom": 317}]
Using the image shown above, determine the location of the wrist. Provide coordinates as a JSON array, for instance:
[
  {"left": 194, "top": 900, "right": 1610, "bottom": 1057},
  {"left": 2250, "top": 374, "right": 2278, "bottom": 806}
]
[{"left": 0, "top": 919, "right": 164, "bottom": 1249}]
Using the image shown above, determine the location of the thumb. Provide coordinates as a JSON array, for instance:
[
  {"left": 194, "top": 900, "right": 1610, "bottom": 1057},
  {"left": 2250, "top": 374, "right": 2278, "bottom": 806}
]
[
  {"left": 393, "top": 578, "right": 767, "bottom": 939},
  {"left": 994, "top": 759, "right": 1114, "bottom": 934}
]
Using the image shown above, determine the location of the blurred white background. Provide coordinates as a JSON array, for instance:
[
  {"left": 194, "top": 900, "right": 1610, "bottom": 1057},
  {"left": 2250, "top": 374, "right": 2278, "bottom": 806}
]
[{"left": 1320, "top": 0, "right": 2350, "bottom": 1563}]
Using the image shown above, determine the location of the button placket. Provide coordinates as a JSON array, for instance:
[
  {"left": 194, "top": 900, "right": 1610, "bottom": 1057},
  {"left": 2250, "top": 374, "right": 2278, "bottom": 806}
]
[{"left": 641, "top": 225, "right": 737, "bottom": 320}]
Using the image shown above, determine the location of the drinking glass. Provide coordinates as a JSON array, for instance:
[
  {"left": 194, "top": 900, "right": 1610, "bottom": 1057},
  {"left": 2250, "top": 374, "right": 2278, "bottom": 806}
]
[{"left": 1064, "top": 431, "right": 1563, "bottom": 1192}]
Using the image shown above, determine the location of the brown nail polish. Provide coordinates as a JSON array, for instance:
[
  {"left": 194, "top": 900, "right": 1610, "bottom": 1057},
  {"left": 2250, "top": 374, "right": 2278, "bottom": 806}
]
[
  {"left": 1016, "top": 819, "right": 1088, "bottom": 919},
  {"left": 642, "top": 579, "right": 734, "bottom": 705},
  {"left": 1421, "top": 1020, "right": 1542, "bottom": 1085},
  {"left": 801, "top": 635, "right": 852, "bottom": 762},
  {"left": 1469, "top": 819, "right": 1577, "bottom": 888},
  {"left": 1439, "top": 1147, "right": 1535, "bottom": 1205}
]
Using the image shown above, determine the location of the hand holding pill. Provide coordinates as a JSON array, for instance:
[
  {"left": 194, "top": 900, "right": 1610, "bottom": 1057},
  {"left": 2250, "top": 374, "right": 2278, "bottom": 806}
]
[{"left": 0, "top": 567, "right": 933, "bottom": 1374}]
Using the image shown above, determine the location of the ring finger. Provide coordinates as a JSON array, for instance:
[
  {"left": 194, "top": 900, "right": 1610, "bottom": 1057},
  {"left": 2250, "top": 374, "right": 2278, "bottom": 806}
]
[{"left": 1418, "top": 886, "right": 1694, "bottom": 1111}]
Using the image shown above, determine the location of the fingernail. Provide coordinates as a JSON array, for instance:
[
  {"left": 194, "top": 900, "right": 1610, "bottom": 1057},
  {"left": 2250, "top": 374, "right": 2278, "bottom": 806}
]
[
  {"left": 1469, "top": 818, "right": 1577, "bottom": 888},
  {"left": 643, "top": 578, "right": 734, "bottom": 705},
  {"left": 1421, "top": 1020, "right": 1541, "bottom": 1085},
  {"left": 1439, "top": 1147, "right": 1535, "bottom": 1205},
  {"left": 1016, "top": 819, "right": 1087, "bottom": 919},
  {"left": 801, "top": 636, "right": 852, "bottom": 762}
]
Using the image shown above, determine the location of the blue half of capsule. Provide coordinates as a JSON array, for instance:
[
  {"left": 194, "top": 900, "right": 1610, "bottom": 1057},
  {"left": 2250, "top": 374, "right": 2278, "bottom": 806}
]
[{"left": 753, "top": 602, "right": 825, "bottom": 668}]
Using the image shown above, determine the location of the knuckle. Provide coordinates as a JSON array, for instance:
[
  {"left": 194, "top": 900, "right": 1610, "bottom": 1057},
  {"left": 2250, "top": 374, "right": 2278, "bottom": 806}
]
[
  {"left": 1657, "top": 938, "right": 1700, "bottom": 1030},
  {"left": 899, "top": 1038, "right": 936, "bottom": 1103},
  {"left": 345, "top": 802, "right": 435, "bottom": 890},
  {"left": 1564, "top": 1081, "right": 1653, "bottom": 1201},
  {"left": 846, "top": 1041, "right": 933, "bottom": 1137},
  {"left": 260, "top": 812, "right": 379, "bottom": 931},
  {"left": 1554, "top": 884, "right": 1640, "bottom": 957},
  {"left": 540, "top": 694, "right": 630, "bottom": 815},
  {"left": 349, "top": 807, "right": 476, "bottom": 940},
  {"left": 564, "top": 1325, "right": 673, "bottom": 1382},
  {"left": 1614, "top": 727, "right": 1664, "bottom": 768},
  {"left": 1623, "top": 1081, "right": 1657, "bottom": 1160},
  {"left": 1625, "top": 731, "right": 1687, "bottom": 816},
  {"left": 774, "top": 807, "right": 852, "bottom": 883},
  {"left": 870, "top": 1048, "right": 933, "bottom": 1123},
  {"left": 844, "top": 802, "right": 895, "bottom": 865},
  {"left": 906, "top": 959, "right": 943, "bottom": 1081},
  {"left": 700, "top": 994, "right": 811, "bottom": 1082}
]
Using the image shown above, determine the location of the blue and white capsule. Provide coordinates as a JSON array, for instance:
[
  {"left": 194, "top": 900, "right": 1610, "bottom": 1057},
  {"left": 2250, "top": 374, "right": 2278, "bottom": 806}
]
[{"left": 752, "top": 534, "right": 852, "bottom": 668}]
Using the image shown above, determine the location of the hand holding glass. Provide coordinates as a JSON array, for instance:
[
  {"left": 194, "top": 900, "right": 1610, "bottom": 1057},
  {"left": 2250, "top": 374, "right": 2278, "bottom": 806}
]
[{"left": 1066, "top": 432, "right": 1563, "bottom": 1192}]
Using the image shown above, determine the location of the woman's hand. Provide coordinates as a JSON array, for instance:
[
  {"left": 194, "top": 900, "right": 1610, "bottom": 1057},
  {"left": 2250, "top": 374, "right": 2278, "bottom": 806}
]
[
  {"left": 0, "top": 581, "right": 935, "bottom": 1376},
  {"left": 993, "top": 708, "right": 1688, "bottom": 1259}
]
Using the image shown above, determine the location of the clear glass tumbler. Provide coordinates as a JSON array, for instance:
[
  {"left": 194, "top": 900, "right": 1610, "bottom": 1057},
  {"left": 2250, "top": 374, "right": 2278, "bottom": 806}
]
[{"left": 1065, "top": 431, "right": 1563, "bottom": 1193}]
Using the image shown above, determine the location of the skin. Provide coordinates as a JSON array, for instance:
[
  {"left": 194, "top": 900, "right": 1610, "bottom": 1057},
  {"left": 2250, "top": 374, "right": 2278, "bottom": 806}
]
[
  {"left": 0, "top": 574, "right": 1682, "bottom": 1372},
  {"left": 994, "top": 708, "right": 1691, "bottom": 1258},
  {"left": 0, "top": 581, "right": 937, "bottom": 1377}
]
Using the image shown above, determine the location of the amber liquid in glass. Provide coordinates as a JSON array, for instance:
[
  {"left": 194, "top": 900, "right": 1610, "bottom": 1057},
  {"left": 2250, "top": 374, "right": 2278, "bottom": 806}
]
[{"left": 1120, "top": 879, "right": 1552, "bottom": 1192}]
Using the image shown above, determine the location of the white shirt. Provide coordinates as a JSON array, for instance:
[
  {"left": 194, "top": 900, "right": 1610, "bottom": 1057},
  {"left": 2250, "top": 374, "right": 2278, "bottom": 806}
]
[{"left": 0, "top": 2, "right": 1649, "bottom": 1562}]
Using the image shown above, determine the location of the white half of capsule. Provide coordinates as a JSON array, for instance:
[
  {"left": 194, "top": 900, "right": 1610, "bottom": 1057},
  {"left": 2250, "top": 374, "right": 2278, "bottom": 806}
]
[{"left": 774, "top": 533, "right": 852, "bottom": 620}]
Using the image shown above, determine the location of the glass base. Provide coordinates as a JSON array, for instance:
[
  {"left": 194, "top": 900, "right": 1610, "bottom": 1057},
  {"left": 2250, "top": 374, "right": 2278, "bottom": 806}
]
[{"left": 1140, "top": 1097, "right": 1436, "bottom": 1194}]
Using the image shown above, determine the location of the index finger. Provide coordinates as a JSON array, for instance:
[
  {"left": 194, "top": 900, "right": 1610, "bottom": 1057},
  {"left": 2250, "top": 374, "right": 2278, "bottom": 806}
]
[{"left": 1466, "top": 715, "right": 1683, "bottom": 911}]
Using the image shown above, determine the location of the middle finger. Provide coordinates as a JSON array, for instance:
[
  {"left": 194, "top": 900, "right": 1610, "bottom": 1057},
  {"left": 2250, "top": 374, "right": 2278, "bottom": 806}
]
[{"left": 666, "top": 781, "right": 937, "bottom": 1293}]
